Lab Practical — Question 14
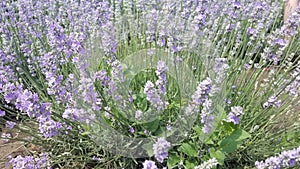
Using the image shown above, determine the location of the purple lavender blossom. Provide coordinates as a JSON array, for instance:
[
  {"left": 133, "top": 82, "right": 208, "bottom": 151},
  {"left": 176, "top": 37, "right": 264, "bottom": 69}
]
[
  {"left": 191, "top": 78, "right": 212, "bottom": 107},
  {"left": 36, "top": 152, "right": 51, "bottom": 169},
  {"left": 1, "top": 83, "right": 51, "bottom": 120},
  {"left": 233, "top": 2, "right": 242, "bottom": 9},
  {"left": 155, "top": 61, "right": 168, "bottom": 95},
  {"left": 95, "top": 70, "right": 111, "bottom": 86},
  {"left": 144, "top": 81, "right": 168, "bottom": 111},
  {"left": 226, "top": 23, "right": 236, "bottom": 31},
  {"left": 62, "top": 108, "right": 88, "bottom": 123},
  {"left": 254, "top": 2, "right": 264, "bottom": 10},
  {"left": 201, "top": 99, "right": 214, "bottom": 134},
  {"left": 143, "top": 160, "right": 158, "bottom": 169},
  {"left": 166, "top": 124, "right": 172, "bottom": 131},
  {"left": 38, "top": 117, "right": 62, "bottom": 138},
  {"left": 153, "top": 137, "right": 171, "bottom": 163},
  {"left": 129, "top": 126, "right": 135, "bottom": 133},
  {"left": 244, "top": 63, "right": 251, "bottom": 70},
  {"left": 185, "top": 77, "right": 212, "bottom": 116},
  {"left": 14, "top": 89, "right": 40, "bottom": 118},
  {"left": 10, "top": 155, "right": 35, "bottom": 169},
  {"left": 44, "top": 72, "right": 73, "bottom": 104},
  {"left": 5, "top": 121, "right": 16, "bottom": 129},
  {"left": 78, "top": 76, "right": 101, "bottom": 111},
  {"left": 100, "top": 19, "right": 117, "bottom": 56},
  {"left": 226, "top": 106, "right": 244, "bottom": 124},
  {"left": 282, "top": 6, "right": 300, "bottom": 37},
  {"left": 9, "top": 152, "right": 51, "bottom": 169},
  {"left": 145, "top": 9, "right": 158, "bottom": 43},
  {"left": 255, "top": 146, "right": 300, "bottom": 169},
  {"left": 263, "top": 96, "right": 282, "bottom": 108},
  {"left": 274, "top": 38, "right": 287, "bottom": 47},
  {"left": 247, "top": 27, "right": 257, "bottom": 35},
  {"left": 286, "top": 80, "right": 300, "bottom": 96},
  {"left": 0, "top": 110, "right": 5, "bottom": 116}
]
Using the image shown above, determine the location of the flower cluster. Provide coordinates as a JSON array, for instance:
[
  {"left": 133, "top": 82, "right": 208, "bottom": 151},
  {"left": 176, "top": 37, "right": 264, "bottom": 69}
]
[
  {"left": 1, "top": 77, "right": 63, "bottom": 138},
  {"left": 78, "top": 76, "right": 102, "bottom": 111},
  {"left": 185, "top": 77, "right": 212, "bottom": 112},
  {"left": 191, "top": 78, "right": 212, "bottom": 107},
  {"left": 200, "top": 99, "right": 214, "bottom": 134},
  {"left": 143, "top": 160, "right": 158, "bottom": 169},
  {"left": 94, "top": 70, "right": 111, "bottom": 87},
  {"left": 153, "top": 137, "right": 171, "bottom": 163},
  {"left": 155, "top": 61, "right": 168, "bottom": 95},
  {"left": 211, "top": 58, "right": 229, "bottom": 94},
  {"left": 5, "top": 121, "right": 16, "bottom": 129},
  {"left": 45, "top": 72, "right": 73, "bottom": 104},
  {"left": 62, "top": 108, "right": 90, "bottom": 123},
  {"left": 38, "top": 117, "right": 62, "bottom": 138},
  {"left": 255, "top": 146, "right": 300, "bottom": 169},
  {"left": 226, "top": 106, "right": 244, "bottom": 125},
  {"left": 5, "top": 88, "right": 41, "bottom": 118},
  {"left": 144, "top": 81, "right": 169, "bottom": 111},
  {"left": 9, "top": 152, "right": 51, "bottom": 169},
  {"left": 263, "top": 96, "right": 282, "bottom": 108},
  {"left": 129, "top": 126, "right": 135, "bottom": 134},
  {"left": 142, "top": 60, "right": 170, "bottom": 110}
]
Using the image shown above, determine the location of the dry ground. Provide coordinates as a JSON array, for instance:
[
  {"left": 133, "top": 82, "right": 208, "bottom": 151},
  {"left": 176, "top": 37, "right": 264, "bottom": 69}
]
[{"left": 0, "top": 127, "right": 40, "bottom": 168}]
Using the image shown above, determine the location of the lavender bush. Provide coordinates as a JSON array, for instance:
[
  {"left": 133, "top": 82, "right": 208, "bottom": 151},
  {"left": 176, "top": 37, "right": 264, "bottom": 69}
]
[{"left": 0, "top": 0, "right": 299, "bottom": 168}]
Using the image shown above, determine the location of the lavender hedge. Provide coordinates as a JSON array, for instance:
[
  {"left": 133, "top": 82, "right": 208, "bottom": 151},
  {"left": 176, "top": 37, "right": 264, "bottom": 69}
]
[{"left": 0, "top": 0, "right": 299, "bottom": 169}]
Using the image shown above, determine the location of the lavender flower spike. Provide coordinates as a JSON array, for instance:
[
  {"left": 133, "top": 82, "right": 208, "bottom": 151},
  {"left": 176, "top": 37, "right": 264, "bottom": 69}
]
[
  {"left": 192, "top": 78, "right": 212, "bottom": 106},
  {"left": 226, "top": 106, "right": 244, "bottom": 125},
  {"left": 201, "top": 99, "right": 214, "bottom": 134},
  {"left": 155, "top": 61, "right": 168, "bottom": 95},
  {"left": 263, "top": 95, "right": 282, "bottom": 108},
  {"left": 185, "top": 77, "right": 212, "bottom": 115},
  {"left": 144, "top": 81, "right": 168, "bottom": 110},
  {"left": 153, "top": 137, "right": 171, "bottom": 163},
  {"left": 255, "top": 145, "right": 300, "bottom": 169}
]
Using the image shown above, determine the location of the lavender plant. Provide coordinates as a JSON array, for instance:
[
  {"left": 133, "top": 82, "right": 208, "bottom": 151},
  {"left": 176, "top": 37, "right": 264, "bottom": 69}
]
[{"left": 0, "top": 0, "right": 299, "bottom": 169}]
